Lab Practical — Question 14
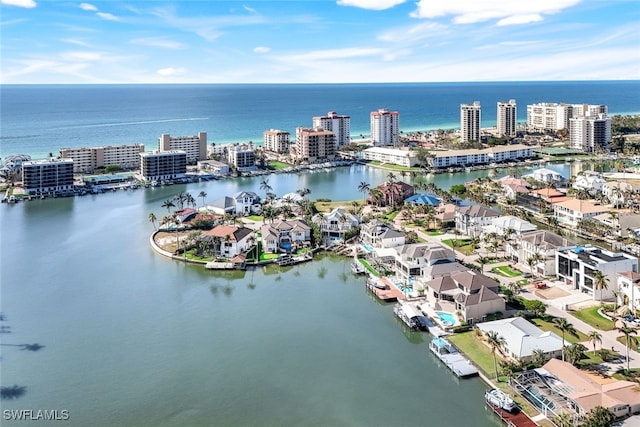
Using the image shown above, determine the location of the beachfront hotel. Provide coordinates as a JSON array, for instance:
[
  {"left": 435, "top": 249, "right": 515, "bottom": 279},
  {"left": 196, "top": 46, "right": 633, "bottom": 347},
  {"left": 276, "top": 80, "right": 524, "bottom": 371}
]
[
  {"left": 158, "top": 132, "right": 207, "bottom": 164},
  {"left": 263, "top": 129, "right": 291, "bottom": 154},
  {"left": 569, "top": 114, "right": 612, "bottom": 153},
  {"left": 460, "top": 101, "right": 481, "bottom": 143},
  {"left": 291, "top": 127, "right": 337, "bottom": 164},
  {"left": 496, "top": 99, "right": 517, "bottom": 138},
  {"left": 140, "top": 150, "right": 187, "bottom": 181},
  {"left": 21, "top": 158, "right": 75, "bottom": 195},
  {"left": 60, "top": 144, "right": 145, "bottom": 173},
  {"left": 312, "top": 111, "right": 351, "bottom": 147},
  {"left": 370, "top": 108, "right": 399, "bottom": 147}
]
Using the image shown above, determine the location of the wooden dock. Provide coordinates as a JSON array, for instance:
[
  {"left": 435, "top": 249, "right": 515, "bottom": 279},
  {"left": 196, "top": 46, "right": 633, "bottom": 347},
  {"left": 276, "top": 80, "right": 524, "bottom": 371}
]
[
  {"left": 366, "top": 277, "right": 405, "bottom": 302},
  {"left": 487, "top": 402, "right": 538, "bottom": 427}
]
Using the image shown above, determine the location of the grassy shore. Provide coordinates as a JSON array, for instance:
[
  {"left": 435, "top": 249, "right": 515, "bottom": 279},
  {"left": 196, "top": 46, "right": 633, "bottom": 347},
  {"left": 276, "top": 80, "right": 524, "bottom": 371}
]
[{"left": 314, "top": 199, "right": 363, "bottom": 213}]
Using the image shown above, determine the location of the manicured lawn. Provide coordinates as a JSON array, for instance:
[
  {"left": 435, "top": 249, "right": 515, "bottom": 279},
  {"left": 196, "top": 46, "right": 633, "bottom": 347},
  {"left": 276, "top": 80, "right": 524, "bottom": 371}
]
[
  {"left": 183, "top": 250, "right": 212, "bottom": 262},
  {"left": 426, "top": 230, "right": 445, "bottom": 236},
  {"left": 259, "top": 253, "right": 280, "bottom": 261},
  {"left": 359, "top": 259, "right": 379, "bottom": 276},
  {"left": 529, "top": 317, "right": 589, "bottom": 343},
  {"left": 616, "top": 336, "right": 640, "bottom": 351},
  {"left": 442, "top": 238, "right": 476, "bottom": 255},
  {"left": 315, "top": 200, "right": 359, "bottom": 213},
  {"left": 246, "top": 215, "right": 263, "bottom": 221},
  {"left": 491, "top": 265, "right": 522, "bottom": 278},
  {"left": 268, "top": 161, "right": 291, "bottom": 170},
  {"left": 365, "top": 161, "right": 419, "bottom": 172},
  {"left": 570, "top": 306, "right": 616, "bottom": 331},
  {"left": 447, "top": 331, "right": 496, "bottom": 378}
]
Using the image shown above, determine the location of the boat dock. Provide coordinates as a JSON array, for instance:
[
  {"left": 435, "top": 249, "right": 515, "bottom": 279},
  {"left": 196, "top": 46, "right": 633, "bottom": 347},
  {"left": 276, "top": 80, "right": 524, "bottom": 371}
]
[
  {"left": 429, "top": 336, "right": 478, "bottom": 378},
  {"left": 486, "top": 402, "right": 537, "bottom": 427},
  {"left": 366, "top": 276, "right": 405, "bottom": 302}
]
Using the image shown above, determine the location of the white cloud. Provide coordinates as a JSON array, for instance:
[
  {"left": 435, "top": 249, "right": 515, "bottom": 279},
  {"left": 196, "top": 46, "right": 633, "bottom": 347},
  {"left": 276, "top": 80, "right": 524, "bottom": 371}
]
[
  {"left": 96, "top": 12, "right": 119, "bottom": 21},
  {"left": 378, "top": 22, "right": 446, "bottom": 43},
  {"left": 253, "top": 46, "right": 271, "bottom": 54},
  {"left": 337, "top": 0, "right": 406, "bottom": 11},
  {"left": 61, "top": 38, "right": 92, "bottom": 47},
  {"left": 1, "top": 0, "right": 36, "bottom": 8},
  {"left": 157, "top": 67, "right": 187, "bottom": 76},
  {"left": 60, "top": 51, "right": 104, "bottom": 61},
  {"left": 129, "top": 38, "right": 184, "bottom": 49},
  {"left": 278, "top": 47, "right": 386, "bottom": 62},
  {"left": 410, "top": 0, "right": 581, "bottom": 25},
  {"left": 79, "top": 3, "right": 97, "bottom": 12},
  {"left": 243, "top": 5, "right": 258, "bottom": 14}
]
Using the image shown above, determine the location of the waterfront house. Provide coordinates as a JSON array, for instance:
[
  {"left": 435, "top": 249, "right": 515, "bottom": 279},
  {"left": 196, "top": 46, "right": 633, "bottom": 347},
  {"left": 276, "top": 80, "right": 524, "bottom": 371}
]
[
  {"left": 528, "top": 359, "right": 640, "bottom": 420},
  {"left": 312, "top": 207, "right": 359, "bottom": 246},
  {"left": 202, "top": 225, "right": 253, "bottom": 258},
  {"left": 498, "top": 175, "right": 530, "bottom": 201},
  {"left": 233, "top": 191, "right": 261, "bottom": 215},
  {"left": 455, "top": 204, "right": 500, "bottom": 238},
  {"left": 260, "top": 219, "right": 311, "bottom": 253},
  {"left": 424, "top": 270, "right": 505, "bottom": 323},
  {"left": 553, "top": 198, "right": 609, "bottom": 228},
  {"left": 435, "top": 203, "right": 457, "bottom": 229},
  {"left": 555, "top": 244, "right": 639, "bottom": 301},
  {"left": 572, "top": 172, "right": 606, "bottom": 194},
  {"left": 523, "top": 168, "right": 564, "bottom": 185},
  {"left": 483, "top": 216, "right": 538, "bottom": 261},
  {"left": 477, "top": 317, "right": 563, "bottom": 361},
  {"left": 516, "top": 230, "right": 575, "bottom": 277},
  {"left": 196, "top": 159, "right": 230, "bottom": 177},
  {"left": 370, "top": 181, "right": 415, "bottom": 207},
  {"left": 603, "top": 181, "right": 639, "bottom": 208},
  {"left": 404, "top": 194, "right": 440, "bottom": 207},
  {"left": 359, "top": 219, "right": 405, "bottom": 249},
  {"left": 207, "top": 196, "right": 236, "bottom": 215},
  {"left": 617, "top": 271, "right": 640, "bottom": 313},
  {"left": 393, "top": 243, "right": 456, "bottom": 279}
]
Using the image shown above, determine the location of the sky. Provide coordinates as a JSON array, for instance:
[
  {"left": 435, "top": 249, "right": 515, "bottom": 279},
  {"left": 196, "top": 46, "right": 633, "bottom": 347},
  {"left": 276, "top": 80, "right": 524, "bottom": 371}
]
[{"left": 1, "top": 0, "right": 639, "bottom": 84}]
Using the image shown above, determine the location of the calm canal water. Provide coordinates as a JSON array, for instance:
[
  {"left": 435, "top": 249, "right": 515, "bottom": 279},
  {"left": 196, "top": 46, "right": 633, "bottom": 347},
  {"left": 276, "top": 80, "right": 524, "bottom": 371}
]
[{"left": 1, "top": 164, "right": 576, "bottom": 426}]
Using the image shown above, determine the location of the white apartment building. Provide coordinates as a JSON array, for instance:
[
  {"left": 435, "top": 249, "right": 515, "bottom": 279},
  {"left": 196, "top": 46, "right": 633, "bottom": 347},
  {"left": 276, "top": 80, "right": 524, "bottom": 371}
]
[
  {"left": 263, "top": 129, "right": 291, "bottom": 154},
  {"left": 22, "top": 158, "right": 75, "bottom": 195},
  {"left": 569, "top": 114, "right": 611, "bottom": 152},
  {"left": 158, "top": 132, "right": 207, "bottom": 164},
  {"left": 527, "top": 103, "right": 608, "bottom": 132},
  {"left": 429, "top": 144, "right": 533, "bottom": 169},
  {"left": 460, "top": 101, "right": 481, "bottom": 143},
  {"left": 370, "top": 108, "right": 399, "bottom": 147},
  {"left": 361, "top": 147, "right": 418, "bottom": 167},
  {"left": 292, "top": 127, "right": 336, "bottom": 164},
  {"left": 226, "top": 143, "right": 257, "bottom": 171},
  {"left": 60, "top": 144, "right": 145, "bottom": 173},
  {"left": 556, "top": 245, "right": 638, "bottom": 301},
  {"left": 140, "top": 150, "right": 187, "bottom": 181},
  {"left": 496, "top": 99, "right": 517, "bottom": 138},
  {"left": 312, "top": 111, "right": 350, "bottom": 147}
]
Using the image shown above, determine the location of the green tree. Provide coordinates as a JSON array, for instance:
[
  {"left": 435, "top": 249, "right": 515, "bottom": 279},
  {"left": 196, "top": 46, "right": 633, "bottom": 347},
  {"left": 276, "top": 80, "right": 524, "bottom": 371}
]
[
  {"left": 617, "top": 324, "right": 638, "bottom": 372},
  {"left": 530, "top": 348, "right": 548, "bottom": 368},
  {"left": 148, "top": 212, "right": 157, "bottom": 230},
  {"left": 358, "top": 181, "right": 370, "bottom": 205},
  {"left": 161, "top": 199, "right": 175, "bottom": 214},
  {"left": 593, "top": 270, "right": 609, "bottom": 302},
  {"left": 588, "top": 330, "right": 602, "bottom": 353},
  {"left": 554, "top": 317, "right": 579, "bottom": 362},
  {"left": 581, "top": 406, "right": 614, "bottom": 427},
  {"left": 259, "top": 179, "right": 272, "bottom": 199},
  {"left": 198, "top": 191, "right": 208, "bottom": 207},
  {"left": 553, "top": 412, "right": 573, "bottom": 427},
  {"left": 485, "top": 330, "right": 506, "bottom": 381}
]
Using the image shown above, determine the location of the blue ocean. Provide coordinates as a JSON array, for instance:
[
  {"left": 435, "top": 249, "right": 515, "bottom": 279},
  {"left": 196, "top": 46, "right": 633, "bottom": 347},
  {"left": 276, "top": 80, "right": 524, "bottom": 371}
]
[{"left": 1, "top": 81, "right": 639, "bottom": 160}]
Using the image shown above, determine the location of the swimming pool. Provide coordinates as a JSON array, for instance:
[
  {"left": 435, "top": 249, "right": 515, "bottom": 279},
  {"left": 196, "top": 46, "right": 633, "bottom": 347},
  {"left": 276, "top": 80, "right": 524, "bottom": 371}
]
[
  {"left": 436, "top": 311, "right": 456, "bottom": 327},
  {"left": 361, "top": 243, "right": 374, "bottom": 252}
]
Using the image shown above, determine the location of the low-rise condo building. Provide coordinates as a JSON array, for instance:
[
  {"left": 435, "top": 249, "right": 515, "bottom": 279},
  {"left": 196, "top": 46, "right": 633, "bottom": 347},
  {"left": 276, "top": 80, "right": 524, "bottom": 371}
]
[
  {"left": 429, "top": 144, "right": 533, "bottom": 169},
  {"left": 263, "top": 129, "right": 291, "bottom": 154},
  {"left": 226, "top": 143, "right": 257, "bottom": 171},
  {"left": 22, "top": 158, "right": 75, "bottom": 195},
  {"left": 361, "top": 147, "right": 418, "bottom": 167}
]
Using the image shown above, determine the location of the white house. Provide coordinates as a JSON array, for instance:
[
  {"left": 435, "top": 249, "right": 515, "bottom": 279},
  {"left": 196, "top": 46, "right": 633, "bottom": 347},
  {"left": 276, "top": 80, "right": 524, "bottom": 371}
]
[
  {"left": 359, "top": 219, "right": 405, "bottom": 249},
  {"left": 233, "top": 191, "right": 261, "bottom": 215},
  {"left": 572, "top": 172, "right": 606, "bottom": 194},
  {"left": 202, "top": 225, "right": 253, "bottom": 258},
  {"left": 603, "top": 181, "right": 639, "bottom": 208},
  {"left": 393, "top": 243, "right": 456, "bottom": 279},
  {"left": 556, "top": 244, "right": 639, "bottom": 301},
  {"left": 617, "top": 271, "right": 640, "bottom": 313},
  {"left": 477, "top": 317, "right": 563, "bottom": 361},
  {"left": 553, "top": 198, "right": 609, "bottom": 228},
  {"left": 455, "top": 205, "right": 501, "bottom": 238},
  {"left": 523, "top": 168, "right": 564, "bottom": 185},
  {"left": 516, "top": 230, "right": 575, "bottom": 277},
  {"left": 312, "top": 207, "right": 359, "bottom": 245}
]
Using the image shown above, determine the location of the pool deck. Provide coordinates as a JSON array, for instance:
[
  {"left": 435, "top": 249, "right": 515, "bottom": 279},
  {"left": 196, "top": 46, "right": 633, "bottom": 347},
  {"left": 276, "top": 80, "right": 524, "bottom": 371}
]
[{"left": 366, "top": 277, "right": 406, "bottom": 302}]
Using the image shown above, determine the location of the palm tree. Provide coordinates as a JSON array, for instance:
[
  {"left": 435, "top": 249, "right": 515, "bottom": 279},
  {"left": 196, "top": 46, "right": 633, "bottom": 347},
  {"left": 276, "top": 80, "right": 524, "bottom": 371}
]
[
  {"left": 259, "top": 179, "right": 272, "bottom": 199},
  {"left": 553, "top": 412, "right": 573, "bottom": 427},
  {"left": 617, "top": 324, "right": 638, "bottom": 372},
  {"left": 198, "top": 191, "right": 208, "bottom": 207},
  {"left": 588, "top": 330, "right": 602, "bottom": 353},
  {"left": 485, "top": 330, "right": 506, "bottom": 381},
  {"left": 593, "top": 270, "right": 609, "bottom": 302},
  {"left": 161, "top": 199, "right": 175, "bottom": 214},
  {"left": 554, "top": 318, "right": 579, "bottom": 362},
  {"left": 173, "top": 191, "right": 187, "bottom": 210},
  {"left": 358, "top": 181, "right": 370, "bottom": 205},
  {"left": 148, "top": 212, "right": 157, "bottom": 230},
  {"left": 185, "top": 192, "right": 196, "bottom": 208}
]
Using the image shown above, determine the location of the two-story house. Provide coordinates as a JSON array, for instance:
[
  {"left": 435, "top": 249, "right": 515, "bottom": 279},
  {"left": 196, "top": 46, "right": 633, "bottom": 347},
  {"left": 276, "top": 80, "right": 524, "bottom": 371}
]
[
  {"left": 202, "top": 225, "right": 253, "bottom": 258},
  {"left": 312, "top": 207, "right": 359, "bottom": 245},
  {"left": 455, "top": 205, "right": 500, "bottom": 238},
  {"left": 260, "top": 219, "right": 311, "bottom": 253},
  {"left": 553, "top": 198, "right": 609, "bottom": 228},
  {"left": 359, "top": 219, "right": 405, "bottom": 249},
  {"left": 393, "top": 243, "right": 456, "bottom": 279},
  {"left": 517, "top": 230, "right": 575, "bottom": 277},
  {"left": 556, "top": 244, "right": 639, "bottom": 301}
]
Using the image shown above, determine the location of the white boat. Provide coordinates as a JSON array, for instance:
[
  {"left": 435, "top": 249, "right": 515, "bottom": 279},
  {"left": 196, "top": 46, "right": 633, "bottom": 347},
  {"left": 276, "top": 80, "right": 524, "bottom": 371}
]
[
  {"left": 351, "top": 260, "right": 366, "bottom": 274},
  {"left": 485, "top": 388, "right": 518, "bottom": 413},
  {"left": 429, "top": 336, "right": 478, "bottom": 378}
]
